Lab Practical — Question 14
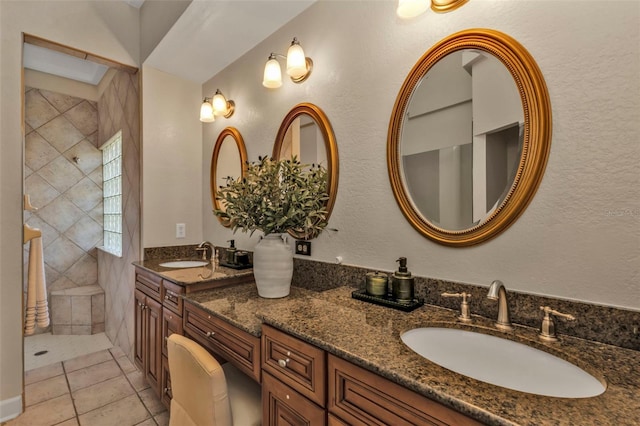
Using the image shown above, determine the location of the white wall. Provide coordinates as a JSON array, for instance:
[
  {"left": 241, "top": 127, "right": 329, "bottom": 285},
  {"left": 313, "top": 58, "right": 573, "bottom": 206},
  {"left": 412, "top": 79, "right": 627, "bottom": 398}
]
[
  {"left": 141, "top": 65, "right": 203, "bottom": 247},
  {"left": 195, "top": 0, "right": 639, "bottom": 311},
  {"left": 0, "top": 0, "right": 139, "bottom": 417}
]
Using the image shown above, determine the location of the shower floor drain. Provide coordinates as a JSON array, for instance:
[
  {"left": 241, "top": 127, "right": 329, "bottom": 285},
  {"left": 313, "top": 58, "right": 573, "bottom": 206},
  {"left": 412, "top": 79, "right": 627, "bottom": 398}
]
[{"left": 34, "top": 350, "right": 48, "bottom": 356}]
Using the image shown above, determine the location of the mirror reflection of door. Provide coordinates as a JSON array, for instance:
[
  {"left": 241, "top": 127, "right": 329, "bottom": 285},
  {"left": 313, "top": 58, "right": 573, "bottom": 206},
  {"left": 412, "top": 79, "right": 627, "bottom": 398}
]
[
  {"left": 401, "top": 49, "right": 523, "bottom": 231},
  {"left": 279, "top": 114, "right": 327, "bottom": 168}
]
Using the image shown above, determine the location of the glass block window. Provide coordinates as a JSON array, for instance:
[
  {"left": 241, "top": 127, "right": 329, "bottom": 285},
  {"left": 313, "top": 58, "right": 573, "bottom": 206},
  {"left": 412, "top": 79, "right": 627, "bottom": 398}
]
[{"left": 100, "top": 131, "right": 122, "bottom": 257}]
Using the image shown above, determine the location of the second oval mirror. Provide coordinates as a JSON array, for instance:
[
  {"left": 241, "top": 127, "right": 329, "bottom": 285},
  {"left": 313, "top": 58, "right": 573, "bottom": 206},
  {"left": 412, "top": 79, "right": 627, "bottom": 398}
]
[
  {"left": 273, "top": 103, "right": 339, "bottom": 239},
  {"left": 388, "top": 29, "right": 551, "bottom": 246},
  {"left": 211, "top": 127, "right": 247, "bottom": 227}
]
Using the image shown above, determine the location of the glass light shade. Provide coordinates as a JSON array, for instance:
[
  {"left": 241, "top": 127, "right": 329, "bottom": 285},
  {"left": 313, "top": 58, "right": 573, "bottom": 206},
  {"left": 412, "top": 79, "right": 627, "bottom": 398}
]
[
  {"left": 212, "top": 91, "right": 228, "bottom": 116},
  {"left": 263, "top": 57, "right": 283, "bottom": 88},
  {"left": 397, "top": 0, "right": 429, "bottom": 18},
  {"left": 200, "top": 100, "right": 215, "bottom": 122},
  {"left": 286, "top": 42, "right": 307, "bottom": 80}
]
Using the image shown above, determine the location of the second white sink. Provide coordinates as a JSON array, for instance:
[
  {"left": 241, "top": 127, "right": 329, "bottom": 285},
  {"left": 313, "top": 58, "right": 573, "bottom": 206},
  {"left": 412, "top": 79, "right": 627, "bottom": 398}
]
[
  {"left": 159, "top": 260, "right": 208, "bottom": 268},
  {"left": 401, "top": 327, "right": 605, "bottom": 398}
]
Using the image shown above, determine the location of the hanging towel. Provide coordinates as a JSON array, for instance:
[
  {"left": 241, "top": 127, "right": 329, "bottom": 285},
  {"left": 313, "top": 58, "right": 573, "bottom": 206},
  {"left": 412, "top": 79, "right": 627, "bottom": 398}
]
[{"left": 25, "top": 235, "right": 48, "bottom": 335}]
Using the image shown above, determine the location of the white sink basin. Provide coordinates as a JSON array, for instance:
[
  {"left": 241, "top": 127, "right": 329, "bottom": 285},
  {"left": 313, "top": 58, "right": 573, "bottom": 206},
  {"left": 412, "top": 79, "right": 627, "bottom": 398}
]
[
  {"left": 401, "top": 327, "right": 605, "bottom": 398},
  {"left": 159, "top": 260, "right": 208, "bottom": 268}
]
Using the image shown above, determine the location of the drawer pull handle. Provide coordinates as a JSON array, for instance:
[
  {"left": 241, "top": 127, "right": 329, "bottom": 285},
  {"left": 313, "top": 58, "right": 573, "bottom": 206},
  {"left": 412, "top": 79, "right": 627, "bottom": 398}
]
[
  {"left": 277, "top": 358, "right": 290, "bottom": 368},
  {"left": 286, "top": 394, "right": 290, "bottom": 400},
  {"left": 206, "top": 331, "right": 215, "bottom": 338}
]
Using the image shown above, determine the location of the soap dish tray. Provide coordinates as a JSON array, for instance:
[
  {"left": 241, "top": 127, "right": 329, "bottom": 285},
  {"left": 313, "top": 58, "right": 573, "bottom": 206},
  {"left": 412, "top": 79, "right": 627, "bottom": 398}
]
[{"left": 351, "top": 289, "right": 423, "bottom": 312}]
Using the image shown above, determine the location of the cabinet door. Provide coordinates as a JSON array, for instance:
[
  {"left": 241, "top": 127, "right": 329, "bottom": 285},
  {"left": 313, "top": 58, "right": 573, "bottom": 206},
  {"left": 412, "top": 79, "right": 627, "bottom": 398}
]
[
  {"left": 145, "top": 296, "right": 162, "bottom": 394},
  {"left": 263, "top": 372, "right": 326, "bottom": 426},
  {"left": 328, "top": 354, "right": 482, "bottom": 426},
  {"left": 161, "top": 355, "right": 172, "bottom": 409},
  {"left": 162, "top": 309, "right": 183, "bottom": 358},
  {"left": 134, "top": 289, "right": 146, "bottom": 371}
]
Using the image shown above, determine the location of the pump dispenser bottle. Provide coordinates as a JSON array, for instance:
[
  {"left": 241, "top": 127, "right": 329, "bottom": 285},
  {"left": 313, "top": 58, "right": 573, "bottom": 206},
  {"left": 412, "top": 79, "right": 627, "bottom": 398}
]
[{"left": 391, "top": 257, "right": 415, "bottom": 303}]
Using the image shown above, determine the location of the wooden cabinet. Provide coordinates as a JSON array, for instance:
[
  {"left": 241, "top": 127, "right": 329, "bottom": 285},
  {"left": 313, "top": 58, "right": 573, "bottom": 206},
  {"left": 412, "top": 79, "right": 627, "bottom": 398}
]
[
  {"left": 183, "top": 300, "right": 261, "bottom": 382},
  {"left": 135, "top": 267, "right": 184, "bottom": 408},
  {"left": 133, "top": 287, "right": 162, "bottom": 394},
  {"left": 328, "top": 354, "right": 483, "bottom": 426},
  {"left": 263, "top": 371, "right": 326, "bottom": 426},
  {"left": 261, "top": 324, "right": 326, "bottom": 425}
]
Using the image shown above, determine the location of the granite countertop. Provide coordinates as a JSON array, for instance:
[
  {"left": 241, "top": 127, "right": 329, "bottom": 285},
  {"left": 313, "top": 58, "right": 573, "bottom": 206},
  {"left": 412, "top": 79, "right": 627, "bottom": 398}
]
[
  {"left": 139, "top": 265, "right": 639, "bottom": 425},
  {"left": 133, "top": 259, "right": 253, "bottom": 286}
]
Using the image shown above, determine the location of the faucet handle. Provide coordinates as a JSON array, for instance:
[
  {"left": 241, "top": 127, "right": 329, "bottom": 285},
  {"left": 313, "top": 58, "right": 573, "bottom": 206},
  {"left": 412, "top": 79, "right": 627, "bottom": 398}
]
[
  {"left": 442, "top": 292, "right": 472, "bottom": 323},
  {"left": 539, "top": 306, "right": 575, "bottom": 342}
]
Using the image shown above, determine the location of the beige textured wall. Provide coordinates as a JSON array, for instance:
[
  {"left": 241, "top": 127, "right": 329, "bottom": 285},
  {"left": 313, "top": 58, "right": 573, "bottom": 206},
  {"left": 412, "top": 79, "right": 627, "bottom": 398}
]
[
  {"left": 198, "top": 1, "right": 639, "bottom": 310},
  {"left": 0, "top": 0, "right": 139, "bottom": 414},
  {"left": 141, "top": 65, "right": 202, "bottom": 248}
]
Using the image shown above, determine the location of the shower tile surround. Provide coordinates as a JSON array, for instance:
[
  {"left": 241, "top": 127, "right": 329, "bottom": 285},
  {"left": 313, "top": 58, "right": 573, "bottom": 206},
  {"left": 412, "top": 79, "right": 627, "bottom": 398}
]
[
  {"left": 147, "top": 245, "right": 639, "bottom": 351},
  {"left": 97, "top": 70, "right": 141, "bottom": 362},
  {"left": 23, "top": 87, "right": 102, "bottom": 335}
]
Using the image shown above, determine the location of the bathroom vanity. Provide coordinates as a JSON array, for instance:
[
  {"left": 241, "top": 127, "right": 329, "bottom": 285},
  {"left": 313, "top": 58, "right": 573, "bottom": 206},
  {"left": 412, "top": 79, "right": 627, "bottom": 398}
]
[{"left": 132, "top": 262, "right": 640, "bottom": 425}]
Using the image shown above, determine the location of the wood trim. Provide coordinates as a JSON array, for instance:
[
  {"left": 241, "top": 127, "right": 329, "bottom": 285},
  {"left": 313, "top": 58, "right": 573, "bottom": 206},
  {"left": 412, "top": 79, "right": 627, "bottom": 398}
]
[{"left": 23, "top": 33, "right": 138, "bottom": 74}]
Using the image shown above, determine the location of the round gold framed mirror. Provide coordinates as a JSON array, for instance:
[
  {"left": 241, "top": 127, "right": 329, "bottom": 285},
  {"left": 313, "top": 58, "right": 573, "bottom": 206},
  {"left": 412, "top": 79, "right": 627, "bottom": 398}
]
[
  {"left": 211, "top": 127, "right": 248, "bottom": 227},
  {"left": 272, "top": 103, "right": 339, "bottom": 239},
  {"left": 388, "top": 29, "right": 551, "bottom": 246}
]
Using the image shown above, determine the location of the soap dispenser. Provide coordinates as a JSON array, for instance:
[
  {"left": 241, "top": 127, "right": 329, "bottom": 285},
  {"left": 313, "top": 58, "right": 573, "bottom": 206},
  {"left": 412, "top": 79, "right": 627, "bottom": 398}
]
[
  {"left": 391, "top": 257, "right": 415, "bottom": 303},
  {"left": 226, "top": 240, "right": 237, "bottom": 265}
]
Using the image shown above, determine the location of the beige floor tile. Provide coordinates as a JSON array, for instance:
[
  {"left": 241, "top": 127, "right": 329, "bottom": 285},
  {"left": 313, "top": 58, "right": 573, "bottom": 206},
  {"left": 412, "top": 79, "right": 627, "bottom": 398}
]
[
  {"left": 134, "top": 420, "right": 156, "bottom": 426},
  {"left": 55, "top": 418, "right": 79, "bottom": 426},
  {"left": 25, "top": 374, "right": 69, "bottom": 407},
  {"left": 63, "top": 350, "right": 113, "bottom": 373},
  {"left": 72, "top": 375, "right": 135, "bottom": 415},
  {"left": 138, "top": 388, "right": 164, "bottom": 416},
  {"left": 154, "top": 411, "right": 169, "bottom": 426},
  {"left": 77, "top": 394, "right": 150, "bottom": 426},
  {"left": 109, "top": 346, "right": 126, "bottom": 359},
  {"left": 115, "top": 355, "right": 137, "bottom": 374},
  {"left": 24, "top": 362, "right": 64, "bottom": 385},
  {"left": 125, "top": 370, "right": 150, "bottom": 392},
  {"left": 5, "top": 394, "right": 75, "bottom": 426},
  {"left": 66, "top": 360, "right": 122, "bottom": 392}
]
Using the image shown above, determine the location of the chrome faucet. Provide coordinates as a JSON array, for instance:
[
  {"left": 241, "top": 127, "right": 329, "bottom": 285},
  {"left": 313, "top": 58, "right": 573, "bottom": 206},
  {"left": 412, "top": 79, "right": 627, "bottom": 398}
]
[
  {"left": 487, "top": 280, "right": 513, "bottom": 331},
  {"left": 195, "top": 241, "right": 215, "bottom": 261}
]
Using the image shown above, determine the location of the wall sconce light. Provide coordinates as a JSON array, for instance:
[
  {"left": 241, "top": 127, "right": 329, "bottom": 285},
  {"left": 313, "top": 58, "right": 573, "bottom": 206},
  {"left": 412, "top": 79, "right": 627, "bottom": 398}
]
[
  {"left": 200, "top": 90, "right": 235, "bottom": 122},
  {"left": 262, "top": 37, "right": 313, "bottom": 89},
  {"left": 397, "top": 0, "right": 468, "bottom": 18},
  {"left": 200, "top": 98, "right": 215, "bottom": 122}
]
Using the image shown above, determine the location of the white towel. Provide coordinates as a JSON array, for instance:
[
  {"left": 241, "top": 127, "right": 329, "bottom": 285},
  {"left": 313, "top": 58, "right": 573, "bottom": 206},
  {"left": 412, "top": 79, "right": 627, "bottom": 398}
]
[{"left": 25, "top": 236, "right": 48, "bottom": 335}]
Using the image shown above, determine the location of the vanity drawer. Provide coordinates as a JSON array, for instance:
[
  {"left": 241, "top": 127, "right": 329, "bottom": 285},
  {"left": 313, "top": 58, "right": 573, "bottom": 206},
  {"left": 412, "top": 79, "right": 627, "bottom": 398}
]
[
  {"left": 161, "top": 280, "right": 184, "bottom": 315},
  {"left": 136, "top": 268, "right": 162, "bottom": 302},
  {"left": 161, "top": 308, "right": 182, "bottom": 358},
  {"left": 328, "top": 354, "right": 482, "bottom": 426},
  {"left": 262, "top": 324, "right": 326, "bottom": 407},
  {"left": 183, "top": 301, "right": 260, "bottom": 383},
  {"left": 263, "top": 371, "right": 326, "bottom": 426}
]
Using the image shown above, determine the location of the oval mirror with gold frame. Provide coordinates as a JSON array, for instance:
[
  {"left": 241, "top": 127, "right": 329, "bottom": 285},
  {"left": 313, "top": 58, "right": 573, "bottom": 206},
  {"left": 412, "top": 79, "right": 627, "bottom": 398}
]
[
  {"left": 211, "top": 127, "right": 248, "bottom": 227},
  {"left": 272, "top": 103, "right": 339, "bottom": 239},
  {"left": 388, "top": 28, "right": 551, "bottom": 246}
]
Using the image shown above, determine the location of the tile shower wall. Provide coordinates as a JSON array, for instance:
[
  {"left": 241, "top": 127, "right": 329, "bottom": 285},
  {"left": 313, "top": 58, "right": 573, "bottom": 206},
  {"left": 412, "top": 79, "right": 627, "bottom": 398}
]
[
  {"left": 24, "top": 87, "right": 102, "bottom": 335},
  {"left": 96, "top": 70, "right": 141, "bottom": 360}
]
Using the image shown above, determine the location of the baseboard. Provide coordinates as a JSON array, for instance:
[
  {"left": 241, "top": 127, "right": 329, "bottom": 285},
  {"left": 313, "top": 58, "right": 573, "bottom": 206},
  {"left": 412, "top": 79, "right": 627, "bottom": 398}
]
[{"left": 0, "top": 395, "right": 22, "bottom": 422}]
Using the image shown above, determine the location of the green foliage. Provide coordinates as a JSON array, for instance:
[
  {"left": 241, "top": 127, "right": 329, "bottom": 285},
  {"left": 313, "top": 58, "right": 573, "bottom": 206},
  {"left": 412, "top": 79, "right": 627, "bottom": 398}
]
[{"left": 214, "top": 156, "right": 329, "bottom": 237}]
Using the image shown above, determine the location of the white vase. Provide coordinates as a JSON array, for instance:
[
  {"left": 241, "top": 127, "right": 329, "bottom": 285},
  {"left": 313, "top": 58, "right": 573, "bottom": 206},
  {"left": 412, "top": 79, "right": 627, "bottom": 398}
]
[{"left": 252, "top": 233, "right": 293, "bottom": 298}]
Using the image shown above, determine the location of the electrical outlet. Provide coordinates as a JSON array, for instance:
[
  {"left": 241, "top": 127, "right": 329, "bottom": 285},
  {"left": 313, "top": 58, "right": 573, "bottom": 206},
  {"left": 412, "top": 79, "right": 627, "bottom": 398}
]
[
  {"left": 176, "top": 223, "right": 186, "bottom": 238},
  {"left": 295, "top": 240, "right": 311, "bottom": 256}
]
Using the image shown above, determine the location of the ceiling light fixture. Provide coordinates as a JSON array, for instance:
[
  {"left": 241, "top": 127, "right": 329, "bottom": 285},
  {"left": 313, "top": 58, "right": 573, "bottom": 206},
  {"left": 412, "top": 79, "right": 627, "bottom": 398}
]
[{"left": 262, "top": 37, "right": 313, "bottom": 89}]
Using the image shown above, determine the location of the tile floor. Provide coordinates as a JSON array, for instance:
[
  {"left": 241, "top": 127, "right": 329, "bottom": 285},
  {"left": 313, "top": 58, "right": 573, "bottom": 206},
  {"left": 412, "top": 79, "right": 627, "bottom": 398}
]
[
  {"left": 24, "top": 332, "right": 113, "bottom": 371},
  {"left": 5, "top": 347, "right": 168, "bottom": 426}
]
